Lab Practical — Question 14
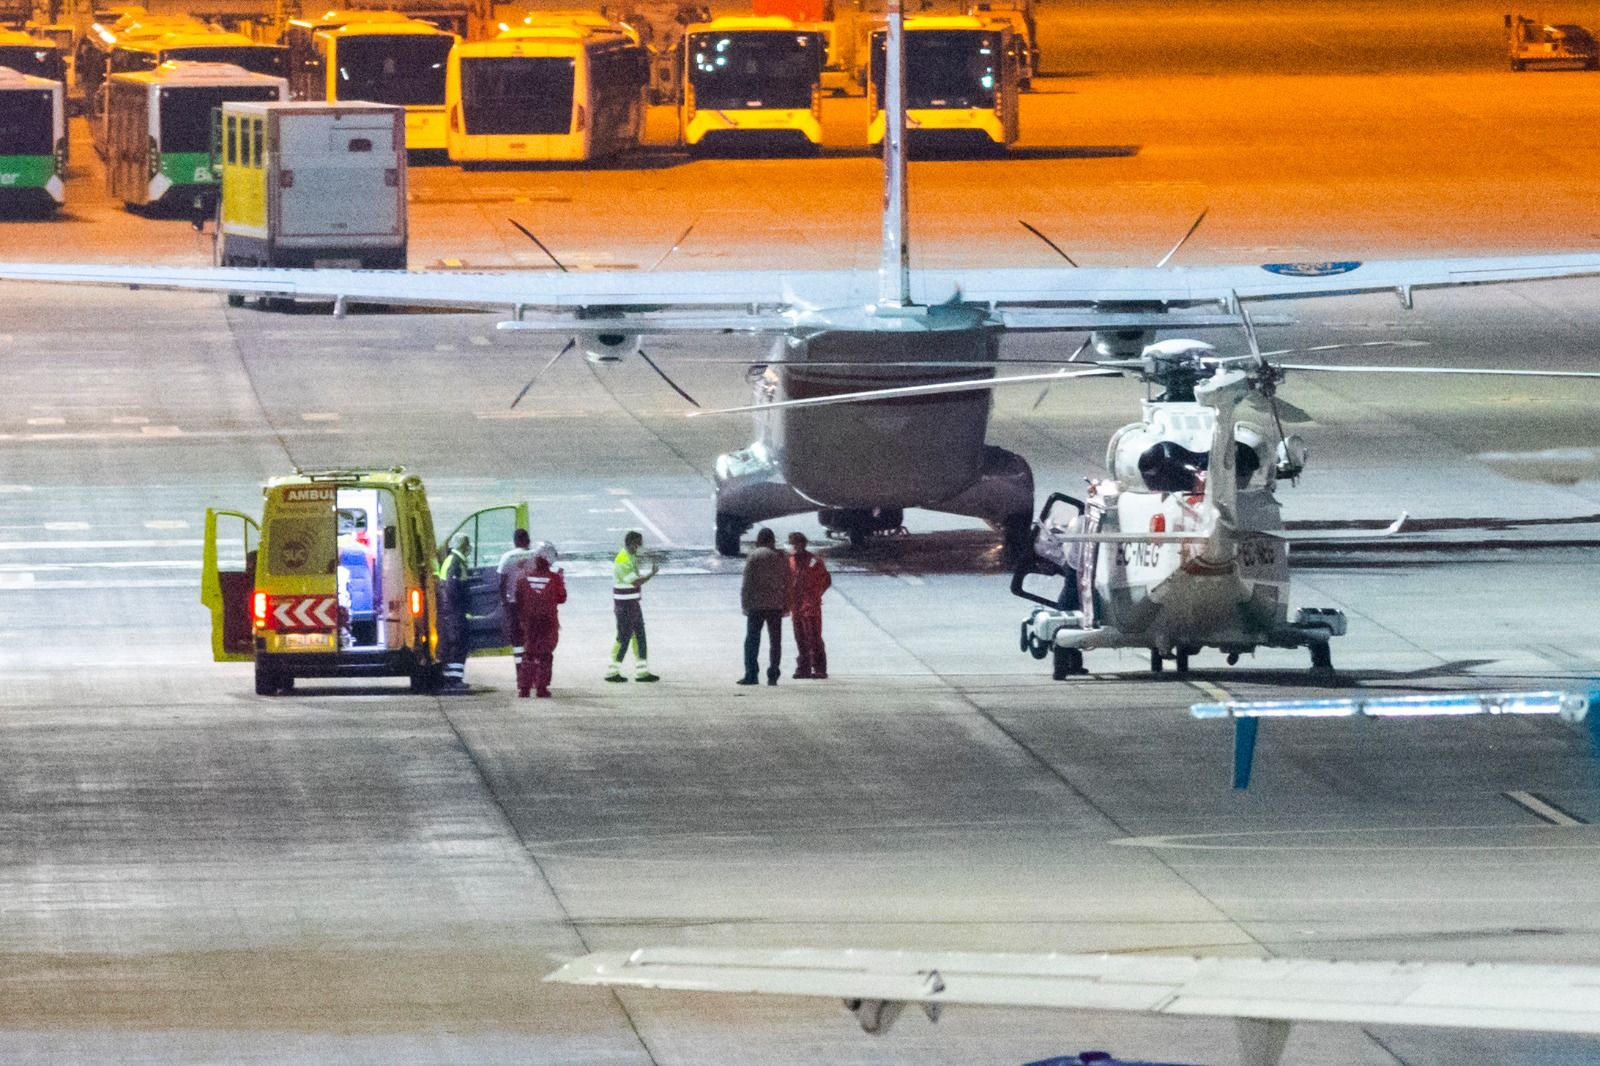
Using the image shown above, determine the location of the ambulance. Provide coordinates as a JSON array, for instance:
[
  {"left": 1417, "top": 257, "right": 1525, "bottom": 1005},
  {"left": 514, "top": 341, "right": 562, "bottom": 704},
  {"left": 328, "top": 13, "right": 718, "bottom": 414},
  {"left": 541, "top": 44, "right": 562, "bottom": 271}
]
[{"left": 202, "top": 467, "right": 527, "bottom": 695}]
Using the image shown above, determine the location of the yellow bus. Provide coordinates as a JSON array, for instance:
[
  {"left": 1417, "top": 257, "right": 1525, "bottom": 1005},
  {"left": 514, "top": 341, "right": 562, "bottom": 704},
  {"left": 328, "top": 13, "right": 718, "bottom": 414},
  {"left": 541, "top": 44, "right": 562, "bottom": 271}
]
[
  {"left": 0, "top": 30, "right": 66, "bottom": 84},
  {"left": 867, "top": 15, "right": 1019, "bottom": 153},
  {"left": 445, "top": 20, "right": 647, "bottom": 164},
  {"left": 78, "top": 13, "right": 206, "bottom": 115},
  {"left": 103, "top": 60, "right": 286, "bottom": 209},
  {"left": 680, "top": 15, "right": 824, "bottom": 154},
  {"left": 107, "top": 29, "right": 287, "bottom": 82},
  {"left": 284, "top": 12, "right": 457, "bottom": 152}
]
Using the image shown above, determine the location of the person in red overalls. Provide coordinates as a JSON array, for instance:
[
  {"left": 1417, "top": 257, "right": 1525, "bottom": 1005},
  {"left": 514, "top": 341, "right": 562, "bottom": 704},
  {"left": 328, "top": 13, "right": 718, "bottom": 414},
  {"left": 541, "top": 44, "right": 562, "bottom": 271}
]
[
  {"left": 787, "top": 531, "right": 831, "bottom": 679},
  {"left": 514, "top": 541, "right": 567, "bottom": 698}
]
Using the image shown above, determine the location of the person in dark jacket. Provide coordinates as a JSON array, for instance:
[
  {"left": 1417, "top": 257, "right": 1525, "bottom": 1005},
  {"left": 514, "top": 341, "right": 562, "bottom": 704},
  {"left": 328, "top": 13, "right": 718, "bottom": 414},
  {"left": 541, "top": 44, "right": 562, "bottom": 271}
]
[
  {"left": 436, "top": 534, "right": 471, "bottom": 689},
  {"left": 514, "top": 541, "right": 567, "bottom": 698},
  {"left": 738, "top": 527, "right": 791, "bottom": 686}
]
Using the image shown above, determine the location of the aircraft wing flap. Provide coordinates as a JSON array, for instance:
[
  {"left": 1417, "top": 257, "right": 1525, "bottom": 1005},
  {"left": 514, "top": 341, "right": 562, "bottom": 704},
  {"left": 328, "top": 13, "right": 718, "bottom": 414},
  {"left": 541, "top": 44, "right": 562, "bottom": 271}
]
[{"left": 546, "top": 948, "right": 1600, "bottom": 1035}]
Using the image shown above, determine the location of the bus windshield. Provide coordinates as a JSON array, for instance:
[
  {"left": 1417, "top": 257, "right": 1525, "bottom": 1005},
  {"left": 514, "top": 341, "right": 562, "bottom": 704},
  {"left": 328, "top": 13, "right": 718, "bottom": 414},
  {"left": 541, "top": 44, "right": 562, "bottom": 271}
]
[
  {"left": 159, "top": 84, "right": 280, "bottom": 153},
  {"left": 334, "top": 35, "right": 452, "bottom": 105},
  {"left": 163, "top": 45, "right": 288, "bottom": 78},
  {"left": 460, "top": 56, "right": 573, "bottom": 135},
  {"left": 873, "top": 30, "right": 998, "bottom": 109},
  {"left": 0, "top": 45, "right": 64, "bottom": 82},
  {"left": 687, "top": 30, "right": 819, "bottom": 110},
  {"left": 0, "top": 88, "right": 53, "bottom": 153}
]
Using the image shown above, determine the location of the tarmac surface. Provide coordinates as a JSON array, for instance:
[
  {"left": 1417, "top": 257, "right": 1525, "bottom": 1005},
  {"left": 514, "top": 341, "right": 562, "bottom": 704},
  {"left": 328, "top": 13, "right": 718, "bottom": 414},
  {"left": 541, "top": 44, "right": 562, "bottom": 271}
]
[{"left": 4, "top": 4, "right": 1600, "bottom": 1064}]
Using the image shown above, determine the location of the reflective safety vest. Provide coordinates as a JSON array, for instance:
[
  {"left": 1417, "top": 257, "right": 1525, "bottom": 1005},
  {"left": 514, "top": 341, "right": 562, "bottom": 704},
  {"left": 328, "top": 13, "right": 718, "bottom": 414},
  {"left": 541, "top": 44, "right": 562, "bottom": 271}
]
[
  {"left": 438, "top": 549, "right": 468, "bottom": 582},
  {"left": 613, "top": 548, "right": 641, "bottom": 601}
]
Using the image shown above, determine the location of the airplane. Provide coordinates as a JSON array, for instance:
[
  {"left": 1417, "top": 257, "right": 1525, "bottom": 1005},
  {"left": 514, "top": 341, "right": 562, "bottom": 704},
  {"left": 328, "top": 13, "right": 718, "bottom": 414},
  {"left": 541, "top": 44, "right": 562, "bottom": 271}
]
[
  {"left": 545, "top": 945, "right": 1600, "bottom": 1066},
  {"left": 6, "top": 1, "right": 1600, "bottom": 560}
]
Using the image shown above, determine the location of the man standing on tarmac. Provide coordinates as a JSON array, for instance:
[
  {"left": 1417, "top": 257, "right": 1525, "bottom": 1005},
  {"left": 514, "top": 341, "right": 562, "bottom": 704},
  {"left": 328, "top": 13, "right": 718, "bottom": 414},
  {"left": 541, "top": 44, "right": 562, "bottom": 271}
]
[
  {"left": 436, "top": 534, "right": 471, "bottom": 690},
  {"left": 788, "top": 531, "right": 831, "bottom": 679},
  {"left": 738, "top": 527, "right": 790, "bottom": 686},
  {"left": 498, "top": 528, "right": 536, "bottom": 679},
  {"left": 607, "top": 530, "right": 659, "bottom": 683},
  {"left": 514, "top": 541, "right": 566, "bottom": 698}
]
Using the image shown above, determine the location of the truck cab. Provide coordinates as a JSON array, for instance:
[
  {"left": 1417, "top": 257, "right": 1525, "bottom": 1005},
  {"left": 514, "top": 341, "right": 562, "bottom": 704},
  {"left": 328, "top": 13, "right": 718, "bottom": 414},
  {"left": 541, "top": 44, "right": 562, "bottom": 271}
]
[{"left": 202, "top": 468, "right": 526, "bottom": 694}]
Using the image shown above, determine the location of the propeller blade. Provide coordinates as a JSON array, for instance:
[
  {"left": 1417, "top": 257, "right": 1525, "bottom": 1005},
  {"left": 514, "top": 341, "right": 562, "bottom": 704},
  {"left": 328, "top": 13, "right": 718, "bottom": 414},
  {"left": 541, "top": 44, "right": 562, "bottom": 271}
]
[
  {"left": 508, "top": 218, "right": 568, "bottom": 273},
  {"left": 1065, "top": 336, "right": 1092, "bottom": 363},
  {"left": 511, "top": 337, "right": 574, "bottom": 409},
  {"left": 688, "top": 367, "right": 1123, "bottom": 418},
  {"left": 1277, "top": 364, "right": 1600, "bottom": 379},
  {"left": 1236, "top": 293, "right": 1264, "bottom": 365},
  {"left": 1260, "top": 339, "right": 1430, "bottom": 358},
  {"left": 1155, "top": 207, "right": 1209, "bottom": 269},
  {"left": 648, "top": 222, "right": 696, "bottom": 272},
  {"left": 1018, "top": 220, "right": 1078, "bottom": 267},
  {"left": 637, "top": 347, "right": 700, "bottom": 408}
]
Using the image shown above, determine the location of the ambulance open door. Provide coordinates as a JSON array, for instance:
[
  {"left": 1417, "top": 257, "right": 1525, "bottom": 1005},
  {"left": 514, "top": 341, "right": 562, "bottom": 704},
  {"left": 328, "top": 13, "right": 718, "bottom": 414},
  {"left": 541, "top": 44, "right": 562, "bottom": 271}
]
[
  {"left": 202, "top": 508, "right": 260, "bottom": 662},
  {"left": 443, "top": 502, "right": 530, "bottom": 654}
]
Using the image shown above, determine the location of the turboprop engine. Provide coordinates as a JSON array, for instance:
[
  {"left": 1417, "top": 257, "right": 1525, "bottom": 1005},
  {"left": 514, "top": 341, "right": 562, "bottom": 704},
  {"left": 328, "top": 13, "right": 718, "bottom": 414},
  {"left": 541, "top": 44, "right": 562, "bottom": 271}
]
[{"left": 579, "top": 331, "right": 643, "bottom": 363}]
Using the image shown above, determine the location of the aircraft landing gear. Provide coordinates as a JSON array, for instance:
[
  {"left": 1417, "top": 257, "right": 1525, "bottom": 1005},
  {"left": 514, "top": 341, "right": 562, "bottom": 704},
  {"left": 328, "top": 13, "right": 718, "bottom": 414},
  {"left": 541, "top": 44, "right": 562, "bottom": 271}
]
[
  {"left": 1309, "top": 641, "right": 1335, "bottom": 682},
  {"left": 999, "top": 510, "right": 1034, "bottom": 566},
  {"left": 821, "top": 507, "right": 904, "bottom": 548},
  {"left": 1051, "top": 646, "right": 1084, "bottom": 680},
  {"left": 1175, "top": 648, "right": 1193, "bottom": 674},
  {"left": 715, "top": 513, "right": 751, "bottom": 557},
  {"left": 1149, "top": 649, "right": 1164, "bottom": 674}
]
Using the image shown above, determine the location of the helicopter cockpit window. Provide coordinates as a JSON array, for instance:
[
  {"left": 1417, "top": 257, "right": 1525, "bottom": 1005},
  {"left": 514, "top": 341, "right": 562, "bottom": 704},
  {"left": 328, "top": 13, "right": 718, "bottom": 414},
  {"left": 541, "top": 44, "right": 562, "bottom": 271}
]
[{"left": 1138, "top": 441, "right": 1206, "bottom": 493}]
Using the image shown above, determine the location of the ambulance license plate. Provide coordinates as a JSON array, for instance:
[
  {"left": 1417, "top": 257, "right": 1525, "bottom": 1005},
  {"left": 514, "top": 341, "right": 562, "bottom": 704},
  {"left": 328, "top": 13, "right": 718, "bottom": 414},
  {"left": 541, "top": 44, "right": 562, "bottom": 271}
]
[{"left": 283, "top": 633, "right": 333, "bottom": 651}]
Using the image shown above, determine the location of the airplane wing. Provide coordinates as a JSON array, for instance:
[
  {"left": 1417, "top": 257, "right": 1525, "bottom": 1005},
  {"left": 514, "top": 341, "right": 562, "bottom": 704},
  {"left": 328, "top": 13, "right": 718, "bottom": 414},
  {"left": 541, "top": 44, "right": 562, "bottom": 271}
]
[
  {"left": 546, "top": 946, "right": 1600, "bottom": 1042},
  {"left": 4, "top": 252, "right": 1600, "bottom": 325}
]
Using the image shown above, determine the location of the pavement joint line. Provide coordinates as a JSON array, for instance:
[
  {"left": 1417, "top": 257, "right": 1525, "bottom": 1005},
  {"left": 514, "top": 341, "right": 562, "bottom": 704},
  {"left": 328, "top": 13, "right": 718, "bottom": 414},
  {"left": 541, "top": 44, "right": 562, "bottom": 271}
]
[{"left": 1504, "top": 790, "right": 1587, "bottom": 828}]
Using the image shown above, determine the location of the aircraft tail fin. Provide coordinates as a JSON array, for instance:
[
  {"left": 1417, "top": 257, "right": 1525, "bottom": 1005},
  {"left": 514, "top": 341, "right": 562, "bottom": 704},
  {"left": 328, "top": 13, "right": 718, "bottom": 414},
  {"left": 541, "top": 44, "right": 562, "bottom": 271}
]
[{"left": 1193, "top": 369, "right": 1250, "bottom": 557}]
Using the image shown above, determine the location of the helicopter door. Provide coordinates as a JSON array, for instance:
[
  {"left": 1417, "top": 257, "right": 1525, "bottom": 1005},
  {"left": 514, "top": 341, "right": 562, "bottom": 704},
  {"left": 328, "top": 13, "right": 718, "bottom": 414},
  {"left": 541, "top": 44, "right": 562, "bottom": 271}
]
[
  {"left": 201, "top": 508, "right": 260, "bottom": 662},
  {"left": 442, "top": 502, "right": 531, "bottom": 653}
]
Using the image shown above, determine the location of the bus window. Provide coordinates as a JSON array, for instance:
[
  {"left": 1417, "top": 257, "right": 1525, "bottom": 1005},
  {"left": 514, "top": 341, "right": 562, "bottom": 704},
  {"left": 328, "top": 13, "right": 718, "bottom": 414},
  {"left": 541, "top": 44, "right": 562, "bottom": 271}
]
[
  {"left": 165, "top": 45, "right": 287, "bottom": 78},
  {"left": 873, "top": 30, "right": 999, "bottom": 109},
  {"left": 335, "top": 35, "right": 452, "bottom": 105},
  {"left": 225, "top": 112, "right": 237, "bottom": 164},
  {"left": 250, "top": 118, "right": 262, "bottom": 166},
  {"left": 688, "top": 31, "right": 818, "bottom": 110},
  {"left": 460, "top": 55, "right": 574, "bottom": 135},
  {"left": 0, "top": 89, "right": 53, "bottom": 155},
  {"left": 0, "top": 45, "right": 65, "bottom": 82},
  {"left": 160, "top": 85, "right": 282, "bottom": 155}
]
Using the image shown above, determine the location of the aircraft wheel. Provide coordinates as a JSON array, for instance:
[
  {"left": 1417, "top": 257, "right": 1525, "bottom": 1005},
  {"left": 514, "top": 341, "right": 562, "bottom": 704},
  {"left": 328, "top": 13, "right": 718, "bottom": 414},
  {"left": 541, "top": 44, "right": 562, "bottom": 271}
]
[
  {"left": 1149, "top": 650, "right": 1164, "bottom": 674},
  {"left": 1027, "top": 631, "right": 1049, "bottom": 660},
  {"left": 1175, "top": 651, "right": 1190, "bottom": 674},
  {"left": 714, "top": 513, "right": 748, "bottom": 557},
  {"left": 1227, "top": 652, "right": 1241, "bottom": 666},
  {"left": 999, "top": 510, "right": 1034, "bottom": 566},
  {"left": 1051, "top": 646, "right": 1082, "bottom": 681},
  {"left": 1309, "top": 642, "right": 1335, "bottom": 681}
]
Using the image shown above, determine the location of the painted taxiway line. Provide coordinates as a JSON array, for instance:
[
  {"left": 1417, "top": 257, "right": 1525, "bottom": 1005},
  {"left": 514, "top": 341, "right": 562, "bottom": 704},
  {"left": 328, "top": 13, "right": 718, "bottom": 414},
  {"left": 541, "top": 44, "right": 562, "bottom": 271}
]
[
  {"left": 1505, "top": 791, "right": 1588, "bottom": 827},
  {"left": 0, "top": 539, "right": 202, "bottom": 551},
  {"left": 621, "top": 497, "right": 674, "bottom": 547}
]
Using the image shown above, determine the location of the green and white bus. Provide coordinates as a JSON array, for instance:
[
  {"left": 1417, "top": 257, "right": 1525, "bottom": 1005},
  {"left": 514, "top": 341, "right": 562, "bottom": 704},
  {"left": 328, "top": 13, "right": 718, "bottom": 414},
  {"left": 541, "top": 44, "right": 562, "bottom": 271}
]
[
  {"left": 103, "top": 60, "right": 286, "bottom": 210},
  {"left": 0, "top": 66, "right": 65, "bottom": 210}
]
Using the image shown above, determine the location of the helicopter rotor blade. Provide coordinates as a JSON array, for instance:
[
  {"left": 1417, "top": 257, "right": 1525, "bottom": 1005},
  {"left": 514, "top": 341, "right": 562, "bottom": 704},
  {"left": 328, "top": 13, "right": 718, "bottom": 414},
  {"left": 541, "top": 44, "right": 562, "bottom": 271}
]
[
  {"left": 1276, "top": 364, "right": 1600, "bottom": 380},
  {"left": 638, "top": 347, "right": 701, "bottom": 408},
  {"left": 647, "top": 222, "right": 697, "bottom": 272},
  {"left": 1155, "top": 206, "right": 1209, "bottom": 269},
  {"left": 1018, "top": 220, "right": 1078, "bottom": 267},
  {"left": 689, "top": 367, "right": 1123, "bottom": 418},
  {"left": 508, "top": 218, "right": 568, "bottom": 273},
  {"left": 510, "top": 337, "right": 575, "bottom": 409},
  {"left": 1260, "top": 339, "right": 1430, "bottom": 358}
]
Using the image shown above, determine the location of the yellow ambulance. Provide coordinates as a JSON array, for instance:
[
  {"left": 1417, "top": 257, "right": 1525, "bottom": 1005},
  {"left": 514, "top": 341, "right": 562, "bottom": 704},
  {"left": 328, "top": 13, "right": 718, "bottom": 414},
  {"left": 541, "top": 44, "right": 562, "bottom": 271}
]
[{"left": 202, "top": 467, "right": 527, "bottom": 694}]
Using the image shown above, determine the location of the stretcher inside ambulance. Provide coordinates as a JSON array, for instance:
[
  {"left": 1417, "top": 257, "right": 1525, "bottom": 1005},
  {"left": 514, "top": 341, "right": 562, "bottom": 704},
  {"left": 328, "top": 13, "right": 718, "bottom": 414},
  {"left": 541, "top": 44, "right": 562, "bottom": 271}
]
[{"left": 201, "top": 468, "right": 527, "bottom": 694}]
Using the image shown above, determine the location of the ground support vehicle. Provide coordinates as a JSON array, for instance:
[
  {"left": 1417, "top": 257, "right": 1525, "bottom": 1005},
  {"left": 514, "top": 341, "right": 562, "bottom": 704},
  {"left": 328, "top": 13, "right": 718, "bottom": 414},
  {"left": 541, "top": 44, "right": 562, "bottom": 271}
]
[
  {"left": 680, "top": 15, "right": 823, "bottom": 153},
  {"left": 102, "top": 60, "right": 286, "bottom": 210},
  {"left": 216, "top": 100, "right": 406, "bottom": 275},
  {"left": 867, "top": 15, "right": 1019, "bottom": 152},
  {"left": 285, "top": 12, "right": 456, "bottom": 152},
  {"left": 967, "top": 1, "right": 1037, "bottom": 87},
  {"left": 446, "top": 20, "right": 647, "bottom": 164},
  {"left": 1506, "top": 13, "right": 1599, "bottom": 70},
  {"left": 0, "top": 65, "right": 64, "bottom": 209},
  {"left": 202, "top": 468, "right": 527, "bottom": 695}
]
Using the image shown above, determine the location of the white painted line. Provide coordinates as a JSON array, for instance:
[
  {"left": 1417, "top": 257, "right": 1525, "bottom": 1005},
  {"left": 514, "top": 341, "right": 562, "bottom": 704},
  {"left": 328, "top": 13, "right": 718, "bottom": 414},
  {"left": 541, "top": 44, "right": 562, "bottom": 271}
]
[
  {"left": 300, "top": 412, "right": 341, "bottom": 422},
  {"left": 0, "top": 539, "right": 202, "bottom": 551},
  {"left": 43, "top": 521, "right": 90, "bottom": 531},
  {"left": 140, "top": 425, "right": 183, "bottom": 437},
  {"left": 606, "top": 487, "right": 628, "bottom": 496},
  {"left": 475, "top": 410, "right": 539, "bottom": 420},
  {"left": 470, "top": 335, "right": 492, "bottom": 347},
  {"left": 434, "top": 343, "right": 457, "bottom": 352},
  {"left": 0, "top": 485, "right": 33, "bottom": 493},
  {"left": 25, "top": 416, "right": 64, "bottom": 426},
  {"left": 0, "top": 578, "right": 195, "bottom": 591},
  {"left": 620, "top": 498, "right": 673, "bottom": 547},
  {"left": 1505, "top": 791, "right": 1586, "bottom": 827},
  {"left": 0, "top": 560, "right": 200, "bottom": 571},
  {"left": 111, "top": 415, "right": 150, "bottom": 425},
  {"left": 144, "top": 519, "right": 189, "bottom": 530},
  {"left": 587, "top": 507, "right": 627, "bottom": 514}
]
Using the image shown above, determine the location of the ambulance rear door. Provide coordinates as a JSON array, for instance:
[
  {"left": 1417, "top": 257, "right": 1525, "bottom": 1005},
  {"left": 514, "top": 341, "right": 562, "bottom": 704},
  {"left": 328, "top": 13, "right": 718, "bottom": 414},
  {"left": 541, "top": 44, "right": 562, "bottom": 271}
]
[
  {"left": 201, "top": 508, "right": 259, "bottom": 662},
  {"left": 443, "top": 502, "right": 530, "bottom": 653}
]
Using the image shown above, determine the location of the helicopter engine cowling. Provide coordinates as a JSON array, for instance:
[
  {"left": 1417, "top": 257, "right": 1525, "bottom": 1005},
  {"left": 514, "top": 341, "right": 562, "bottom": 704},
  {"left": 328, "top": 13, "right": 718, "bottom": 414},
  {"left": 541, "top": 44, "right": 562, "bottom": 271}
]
[
  {"left": 579, "top": 331, "right": 643, "bottom": 363},
  {"left": 1091, "top": 328, "right": 1156, "bottom": 360},
  {"left": 1108, "top": 417, "right": 1273, "bottom": 492}
]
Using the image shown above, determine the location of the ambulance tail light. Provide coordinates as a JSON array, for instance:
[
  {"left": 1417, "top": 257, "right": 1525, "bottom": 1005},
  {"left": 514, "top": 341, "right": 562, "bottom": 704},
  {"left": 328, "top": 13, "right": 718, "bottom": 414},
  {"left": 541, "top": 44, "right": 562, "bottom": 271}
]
[
  {"left": 409, "top": 587, "right": 423, "bottom": 618},
  {"left": 252, "top": 590, "right": 269, "bottom": 627}
]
